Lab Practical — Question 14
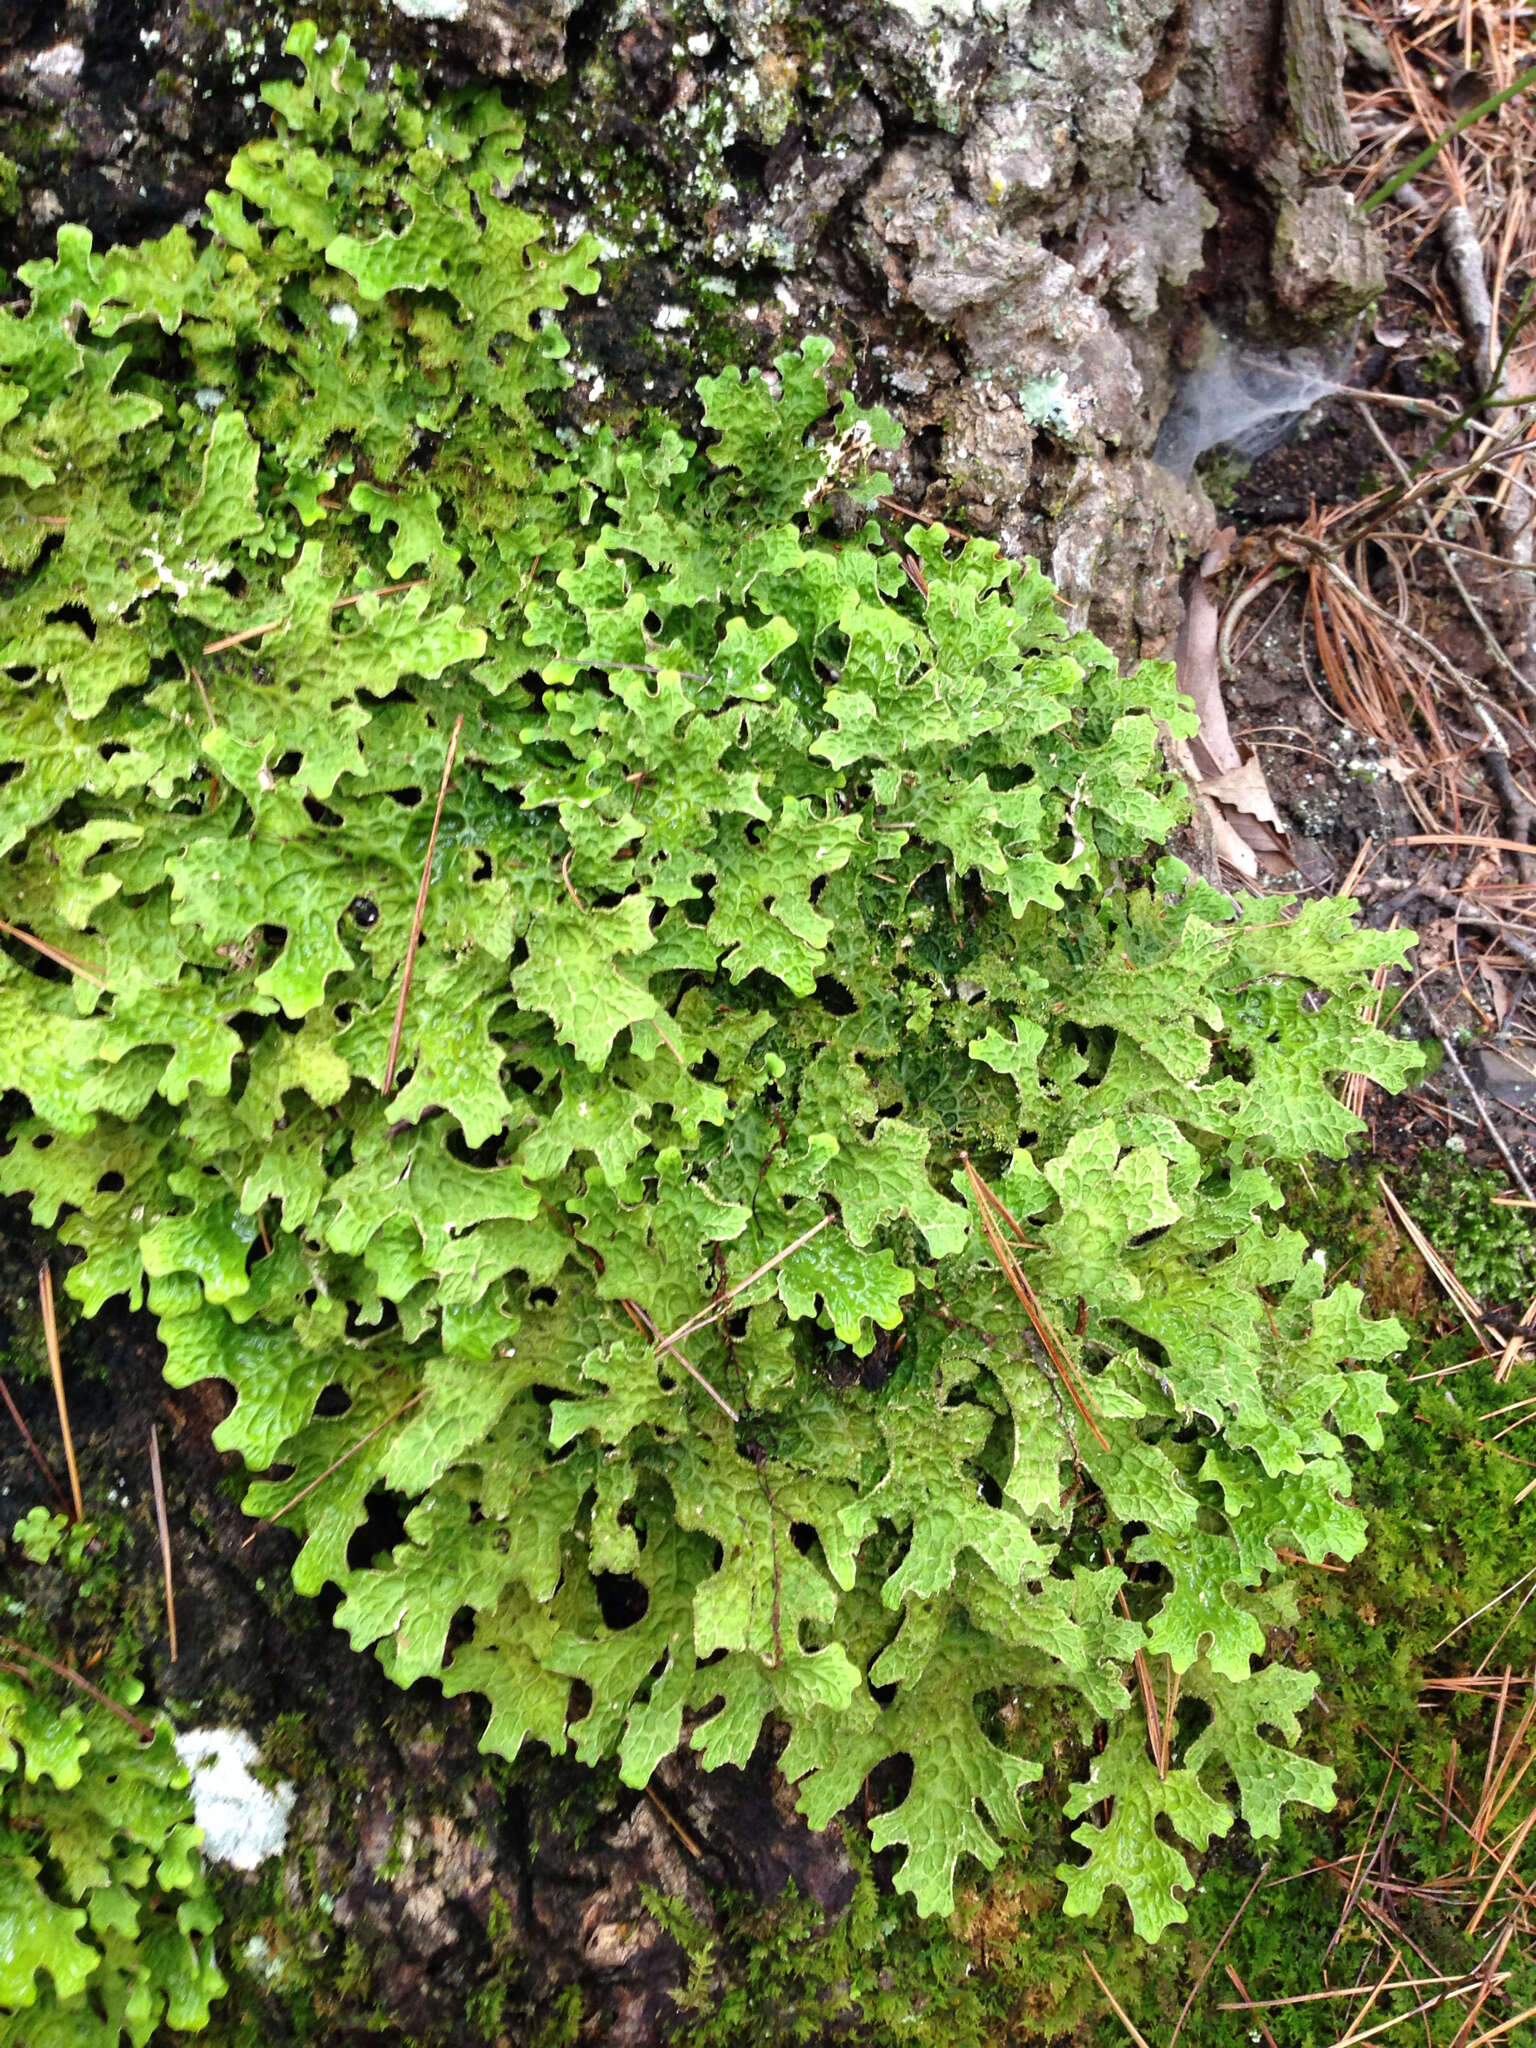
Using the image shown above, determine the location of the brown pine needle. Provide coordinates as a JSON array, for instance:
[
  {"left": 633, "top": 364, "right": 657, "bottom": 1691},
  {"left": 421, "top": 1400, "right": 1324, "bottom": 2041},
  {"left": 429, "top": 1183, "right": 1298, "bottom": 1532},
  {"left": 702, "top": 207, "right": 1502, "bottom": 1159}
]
[
  {"left": 961, "top": 1153, "right": 1111, "bottom": 1451},
  {"left": 1082, "top": 1956, "right": 1157, "bottom": 2048},
  {"left": 329, "top": 579, "right": 429, "bottom": 613},
  {"left": 1159, "top": 1657, "right": 1182, "bottom": 1777},
  {"left": 383, "top": 712, "right": 464, "bottom": 1096},
  {"left": 620, "top": 1296, "right": 739, "bottom": 1423},
  {"left": 189, "top": 666, "right": 216, "bottom": 729},
  {"left": 1381, "top": 1179, "right": 1495, "bottom": 1359},
  {"left": 0, "top": 1371, "right": 69, "bottom": 1516},
  {"left": 148, "top": 1425, "right": 177, "bottom": 1663},
  {"left": 39, "top": 1263, "right": 83, "bottom": 1523},
  {"left": 1169, "top": 1858, "right": 1271, "bottom": 2048},
  {"left": 1330, "top": 1753, "right": 1399, "bottom": 1957},
  {"left": 654, "top": 1213, "right": 833, "bottom": 1354},
  {"left": 1466, "top": 1799, "right": 1536, "bottom": 1935},
  {"left": 202, "top": 617, "right": 285, "bottom": 654},
  {"left": 1462, "top": 2002, "right": 1536, "bottom": 2048},
  {"left": 202, "top": 578, "right": 430, "bottom": 654},
  {"left": 1115, "top": 1581, "right": 1164, "bottom": 1775},
  {"left": 0, "top": 1634, "right": 153, "bottom": 1740},
  {"left": 1219, "top": 1971, "right": 1493, "bottom": 2011},
  {"left": 1223, "top": 1966, "right": 1280, "bottom": 2048},
  {"left": 1330, "top": 1951, "right": 1404, "bottom": 2048},
  {"left": 240, "top": 1391, "right": 424, "bottom": 1546},
  {"left": 1496, "top": 1284, "right": 1536, "bottom": 1383},
  {"left": 0, "top": 917, "right": 109, "bottom": 989},
  {"left": 1330, "top": 1981, "right": 1488, "bottom": 2048},
  {"left": 644, "top": 1784, "right": 707, "bottom": 1860},
  {"left": 1429, "top": 1570, "right": 1536, "bottom": 1656}
]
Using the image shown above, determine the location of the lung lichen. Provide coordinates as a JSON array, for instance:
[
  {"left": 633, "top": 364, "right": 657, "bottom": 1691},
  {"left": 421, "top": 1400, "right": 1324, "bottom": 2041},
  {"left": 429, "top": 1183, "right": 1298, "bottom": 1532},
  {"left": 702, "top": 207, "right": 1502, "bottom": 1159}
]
[{"left": 0, "top": 22, "right": 1423, "bottom": 1944}]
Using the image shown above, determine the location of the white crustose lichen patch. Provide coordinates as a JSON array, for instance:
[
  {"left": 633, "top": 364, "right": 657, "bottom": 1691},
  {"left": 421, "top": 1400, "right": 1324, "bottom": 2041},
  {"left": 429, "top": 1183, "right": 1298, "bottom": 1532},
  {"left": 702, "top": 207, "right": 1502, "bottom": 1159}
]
[{"left": 174, "top": 1727, "right": 296, "bottom": 1872}]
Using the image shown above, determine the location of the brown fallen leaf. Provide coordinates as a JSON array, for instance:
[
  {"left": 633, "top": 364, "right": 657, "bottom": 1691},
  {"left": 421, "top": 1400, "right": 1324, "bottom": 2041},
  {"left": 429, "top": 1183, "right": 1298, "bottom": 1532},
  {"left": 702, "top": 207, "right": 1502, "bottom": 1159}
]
[{"left": 1172, "top": 533, "right": 1295, "bottom": 880}]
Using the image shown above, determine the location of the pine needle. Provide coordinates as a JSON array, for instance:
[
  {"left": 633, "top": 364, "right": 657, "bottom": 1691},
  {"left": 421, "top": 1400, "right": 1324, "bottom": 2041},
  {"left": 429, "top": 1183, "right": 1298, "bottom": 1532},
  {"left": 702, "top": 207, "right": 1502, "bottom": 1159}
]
[
  {"left": 1169, "top": 1858, "right": 1271, "bottom": 2048},
  {"left": 620, "top": 1296, "right": 739, "bottom": 1423},
  {"left": 384, "top": 712, "right": 464, "bottom": 1095},
  {"left": 653, "top": 1213, "right": 832, "bottom": 1354},
  {"left": 0, "top": 917, "right": 109, "bottom": 988},
  {"left": 39, "top": 1262, "right": 83, "bottom": 1522},
  {"left": 1083, "top": 1956, "right": 1157, "bottom": 2048},
  {"left": 148, "top": 1425, "right": 177, "bottom": 1663},
  {"left": 1223, "top": 1965, "right": 1280, "bottom": 2048},
  {"left": 1462, "top": 2000, "right": 1536, "bottom": 2048},
  {"left": 0, "top": 1370, "right": 69, "bottom": 1516},
  {"left": 202, "top": 578, "right": 430, "bottom": 654},
  {"left": 240, "top": 1390, "right": 424, "bottom": 1546},
  {"left": 960, "top": 1152, "right": 1111, "bottom": 1451},
  {"left": 0, "top": 1634, "right": 154, "bottom": 1740},
  {"left": 1381, "top": 1179, "right": 1496, "bottom": 1359}
]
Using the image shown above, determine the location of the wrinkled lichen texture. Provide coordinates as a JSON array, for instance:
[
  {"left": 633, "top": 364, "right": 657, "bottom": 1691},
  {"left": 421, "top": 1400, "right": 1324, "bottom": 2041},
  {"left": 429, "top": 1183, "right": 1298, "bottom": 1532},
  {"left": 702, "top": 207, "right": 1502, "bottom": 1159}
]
[{"left": 0, "top": 0, "right": 1378, "bottom": 654}]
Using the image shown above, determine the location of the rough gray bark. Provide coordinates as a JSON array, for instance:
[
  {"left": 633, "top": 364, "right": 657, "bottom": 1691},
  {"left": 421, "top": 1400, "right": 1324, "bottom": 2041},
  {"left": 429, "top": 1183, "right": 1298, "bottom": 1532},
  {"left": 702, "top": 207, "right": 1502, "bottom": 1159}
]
[
  {"left": 1283, "top": 0, "right": 1356, "bottom": 167},
  {"left": 0, "top": 0, "right": 1384, "bottom": 660}
]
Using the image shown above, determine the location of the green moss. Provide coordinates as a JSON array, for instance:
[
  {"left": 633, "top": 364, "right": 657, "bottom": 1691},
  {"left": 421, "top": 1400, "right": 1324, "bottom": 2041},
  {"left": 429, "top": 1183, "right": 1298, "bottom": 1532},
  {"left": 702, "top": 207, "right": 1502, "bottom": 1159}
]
[
  {"left": 1412, "top": 1151, "right": 1536, "bottom": 1306},
  {"left": 1193, "top": 448, "right": 1253, "bottom": 512}
]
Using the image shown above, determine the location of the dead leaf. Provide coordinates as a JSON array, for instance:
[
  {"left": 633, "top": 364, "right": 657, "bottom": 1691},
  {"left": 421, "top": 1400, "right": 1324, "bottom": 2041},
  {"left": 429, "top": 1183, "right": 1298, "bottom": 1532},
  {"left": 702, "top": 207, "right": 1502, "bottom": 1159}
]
[
  {"left": 1412, "top": 917, "right": 1457, "bottom": 979},
  {"left": 1483, "top": 961, "right": 1515, "bottom": 1030},
  {"left": 1199, "top": 755, "right": 1287, "bottom": 831},
  {"left": 1173, "top": 539, "right": 1294, "bottom": 878}
]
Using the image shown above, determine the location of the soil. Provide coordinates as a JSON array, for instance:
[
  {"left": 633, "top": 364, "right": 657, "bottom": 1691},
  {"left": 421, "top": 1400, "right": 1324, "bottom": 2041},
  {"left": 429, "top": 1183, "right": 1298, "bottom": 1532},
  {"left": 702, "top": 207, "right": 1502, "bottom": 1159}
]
[{"left": 1213, "top": 324, "right": 1536, "bottom": 1208}]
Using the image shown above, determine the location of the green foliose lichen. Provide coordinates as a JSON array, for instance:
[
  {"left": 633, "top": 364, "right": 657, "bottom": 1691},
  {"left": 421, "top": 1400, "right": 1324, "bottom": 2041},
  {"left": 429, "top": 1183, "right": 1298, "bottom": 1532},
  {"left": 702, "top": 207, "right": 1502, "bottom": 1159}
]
[
  {"left": 0, "top": 1525, "right": 224, "bottom": 2044},
  {"left": 0, "top": 21, "right": 1428, "bottom": 1952}
]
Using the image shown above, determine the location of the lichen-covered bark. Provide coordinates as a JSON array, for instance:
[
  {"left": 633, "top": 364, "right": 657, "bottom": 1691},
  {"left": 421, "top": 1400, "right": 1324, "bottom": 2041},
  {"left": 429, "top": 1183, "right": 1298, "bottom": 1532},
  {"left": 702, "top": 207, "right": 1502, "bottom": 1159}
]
[{"left": 0, "top": 0, "right": 1381, "bottom": 658}]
